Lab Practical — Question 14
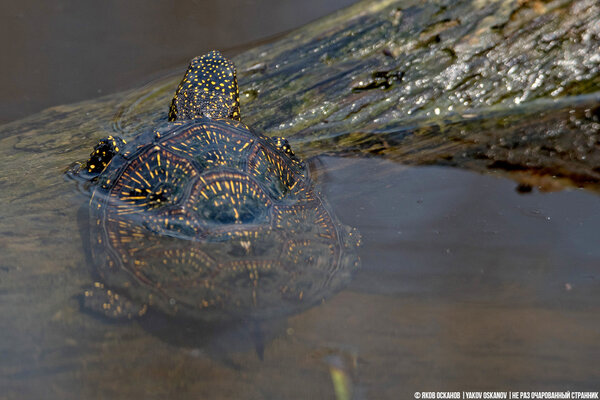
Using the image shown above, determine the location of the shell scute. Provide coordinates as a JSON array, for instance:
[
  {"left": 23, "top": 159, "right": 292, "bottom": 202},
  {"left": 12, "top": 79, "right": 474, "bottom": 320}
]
[{"left": 83, "top": 52, "right": 359, "bottom": 321}]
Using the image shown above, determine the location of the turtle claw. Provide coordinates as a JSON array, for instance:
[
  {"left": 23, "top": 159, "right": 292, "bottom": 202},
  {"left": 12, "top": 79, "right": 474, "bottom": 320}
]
[{"left": 83, "top": 282, "right": 147, "bottom": 319}]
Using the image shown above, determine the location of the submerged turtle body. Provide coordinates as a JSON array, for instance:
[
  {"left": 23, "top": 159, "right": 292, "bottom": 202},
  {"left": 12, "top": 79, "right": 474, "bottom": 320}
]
[{"left": 81, "top": 51, "right": 360, "bottom": 321}]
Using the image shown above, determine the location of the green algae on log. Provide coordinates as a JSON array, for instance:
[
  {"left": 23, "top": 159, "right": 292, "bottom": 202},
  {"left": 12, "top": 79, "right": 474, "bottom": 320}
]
[
  {"left": 234, "top": 0, "right": 600, "bottom": 191},
  {"left": 1, "top": 0, "right": 599, "bottom": 192}
]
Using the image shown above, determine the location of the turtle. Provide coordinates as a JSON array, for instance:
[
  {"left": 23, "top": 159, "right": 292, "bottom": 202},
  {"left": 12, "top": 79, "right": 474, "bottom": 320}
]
[{"left": 74, "top": 50, "right": 360, "bottom": 322}]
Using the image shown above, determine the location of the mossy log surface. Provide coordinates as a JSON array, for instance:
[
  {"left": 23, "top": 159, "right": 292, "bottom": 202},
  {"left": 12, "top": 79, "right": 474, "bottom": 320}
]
[
  {"left": 233, "top": 0, "right": 600, "bottom": 190},
  {"left": 2, "top": 0, "right": 598, "bottom": 191}
]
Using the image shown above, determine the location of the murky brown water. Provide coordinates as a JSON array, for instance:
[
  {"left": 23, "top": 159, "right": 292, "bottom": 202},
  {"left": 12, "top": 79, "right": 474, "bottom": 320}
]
[
  {"left": 1, "top": 0, "right": 357, "bottom": 124},
  {"left": 1, "top": 1, "right": 599, "bottom": 398},
  {"left": 1, "top": 153, "right": 598, "bottom": 398}
]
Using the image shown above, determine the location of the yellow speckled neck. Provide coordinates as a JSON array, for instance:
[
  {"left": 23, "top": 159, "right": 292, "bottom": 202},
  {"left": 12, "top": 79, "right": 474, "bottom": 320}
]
[{"left": 168, "top": 50, "right": 241, "bottom": 122}]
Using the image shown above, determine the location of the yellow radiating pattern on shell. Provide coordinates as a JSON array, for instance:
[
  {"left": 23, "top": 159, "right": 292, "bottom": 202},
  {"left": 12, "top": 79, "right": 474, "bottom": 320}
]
[
  {"left": 169, "top": 50, "right": 241, "bottom": 121},
  {"left": 80, "top": 51, "right": 361, "bottom": 322}
]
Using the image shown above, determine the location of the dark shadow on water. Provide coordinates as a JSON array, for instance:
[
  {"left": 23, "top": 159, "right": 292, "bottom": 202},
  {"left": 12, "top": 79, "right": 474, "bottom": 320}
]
[{"left": 137, "top": 311, "right": 287, "bottom": 365}]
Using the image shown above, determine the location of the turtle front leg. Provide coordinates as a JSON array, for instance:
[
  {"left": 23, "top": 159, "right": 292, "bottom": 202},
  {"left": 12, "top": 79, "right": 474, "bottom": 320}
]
[
  {"left": 84, "top": 135, "right": 127, "bottom": 175},
  {"left": 83, "top": 282, "right": 147, "bottom": 319}
]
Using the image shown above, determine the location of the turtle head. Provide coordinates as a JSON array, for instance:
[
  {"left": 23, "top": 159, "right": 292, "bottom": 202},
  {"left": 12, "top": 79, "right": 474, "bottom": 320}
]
[{"left": 168, "top": 51, "right": 241, "bottom": 122}]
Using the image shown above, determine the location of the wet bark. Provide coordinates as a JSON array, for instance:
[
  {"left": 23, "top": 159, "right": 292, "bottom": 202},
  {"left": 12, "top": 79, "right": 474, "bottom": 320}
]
[
  {"left": 2, "top": 0, "right": 599, "bottom": 191},
  {"left": 233, "top": 0, "right": 600, "bottom": 191}
]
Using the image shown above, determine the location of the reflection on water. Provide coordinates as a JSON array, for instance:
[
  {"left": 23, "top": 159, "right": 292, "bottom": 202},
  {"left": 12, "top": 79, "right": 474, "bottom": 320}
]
[
  {"left": 321, "top": 157, "right": 600, "bottom": 392},
  {"left": 1, "top": 151, "right": 599, "bottom": 398},
  {"left": 323, "top": 157, "right": 600, "bottom": 303}
]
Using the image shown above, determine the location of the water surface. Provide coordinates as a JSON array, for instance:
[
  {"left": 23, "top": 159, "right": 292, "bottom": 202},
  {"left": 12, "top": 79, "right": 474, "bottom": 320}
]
[
  {"left": 1, "top": 152, "right": 598, "bottom": 398},
  {"left": 1, "top": 0, "right": 599, "bottom": 397},
  {"left": 1, "top": 0, "right": 357, "bottom": 124}
]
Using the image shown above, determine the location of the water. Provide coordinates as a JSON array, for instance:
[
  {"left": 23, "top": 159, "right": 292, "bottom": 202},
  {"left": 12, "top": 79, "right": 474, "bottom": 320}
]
[
  {"left": 1, "top": 0, "right": 357, "bottom": 124},
  {"left": 1, "top": 149, "right": 599, "bottom": 398},
  {"left": 1, "top": 0, "right": 600, "bottom": 398},
  {"left": 321, "top": 158, "right": 600, "bottom": 391}
]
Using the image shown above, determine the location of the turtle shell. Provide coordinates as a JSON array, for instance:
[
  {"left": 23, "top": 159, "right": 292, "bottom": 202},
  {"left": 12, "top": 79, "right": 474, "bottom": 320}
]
[{"left": 88, "top": 117, "right": 360, "bottom": 321}]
